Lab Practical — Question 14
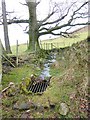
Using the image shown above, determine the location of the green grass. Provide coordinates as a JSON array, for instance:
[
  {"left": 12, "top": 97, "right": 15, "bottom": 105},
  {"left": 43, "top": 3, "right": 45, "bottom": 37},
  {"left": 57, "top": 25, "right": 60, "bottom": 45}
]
[
  {"left": 2, "top": 60, "right": 83, "bottom": 118},
  {"left": 2, "top": 30, "right": 88, "bottom": 118},
  {"left": 9, "top": 31, "right": 88, "bottom": 55},
  {"left": 40, "top": 31, "right": 88, "bottom": 49},
  {"left": 2, "top": 64, "right": 41, "bottom": 88},
  {"left": 10, "top": 43, "right": 28, "bottom": 55}
]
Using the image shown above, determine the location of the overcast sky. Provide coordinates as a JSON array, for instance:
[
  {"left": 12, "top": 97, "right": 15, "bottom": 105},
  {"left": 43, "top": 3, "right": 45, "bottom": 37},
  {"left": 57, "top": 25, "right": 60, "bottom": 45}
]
[
  {"left": 0, "top": 0, "right": 52, "bottom": 46},
  {"left": 0, "top": 0, "right": 88, "bottom": 46}
]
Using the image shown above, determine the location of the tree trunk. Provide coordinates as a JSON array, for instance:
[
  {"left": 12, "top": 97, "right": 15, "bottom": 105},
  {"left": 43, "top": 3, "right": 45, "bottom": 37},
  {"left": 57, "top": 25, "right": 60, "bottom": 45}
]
[
  {"left": 2, "top": 0, "right": 12, "bottom": 54},
  {"left": 27, "top": 1, "right": 40, "bottom": 51}
]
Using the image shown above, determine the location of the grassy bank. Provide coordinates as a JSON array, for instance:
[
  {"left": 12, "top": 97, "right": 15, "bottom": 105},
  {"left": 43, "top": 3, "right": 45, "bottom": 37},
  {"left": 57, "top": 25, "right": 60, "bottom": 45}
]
[{"left": 2, "top": 38, "right": 88, "bottom": 118}]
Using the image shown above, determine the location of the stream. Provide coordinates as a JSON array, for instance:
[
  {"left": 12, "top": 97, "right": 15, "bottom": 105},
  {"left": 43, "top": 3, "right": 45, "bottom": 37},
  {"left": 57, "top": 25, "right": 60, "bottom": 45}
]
[
  {"left": 39, "top": 52, "right": 56, "bottom": 80},
  {"left": 27, "top": 52, "right": 57, "bottom": 93}
]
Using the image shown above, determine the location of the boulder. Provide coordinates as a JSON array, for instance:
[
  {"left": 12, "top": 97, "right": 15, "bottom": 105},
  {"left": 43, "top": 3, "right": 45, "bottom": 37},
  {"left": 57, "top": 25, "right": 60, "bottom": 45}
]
[
  {"left": 59, "top": 103, "right": 69, "bottom": 115},
  {"left": 13, "top": 100, "right": 36, "bottom": 111}
]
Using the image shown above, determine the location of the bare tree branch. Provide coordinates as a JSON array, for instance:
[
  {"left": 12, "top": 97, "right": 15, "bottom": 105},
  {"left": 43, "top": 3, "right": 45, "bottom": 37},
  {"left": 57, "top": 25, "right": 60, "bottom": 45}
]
[
  {"left": 36, "top": 0, "right": 41, "bottom": 6},
  {"left": 39, "top": 1, "right": 77, "bottom": 26},
  {"left": 0, "top": 0, "right": 89, "bottom": 40},
  {"left": 7, "top": 19, "right": 29, "bottom": 24},
  {"left": 39, "top": 22, "right": 89, "bottom": 36},
  {"left": 38, "top": 11, "right": 57, "bottom": 27},
  {"left": 23, "top": 25, "right": 29, "bottom": 31},
  {"left": 19, "top": 2, "right": 27, "bottom": 6},
  {"left": 67, "top": 1, "right": 88, "bottom": 24},
  {"left": 39, "top": 1, "right": 88, "bottom": 36}
]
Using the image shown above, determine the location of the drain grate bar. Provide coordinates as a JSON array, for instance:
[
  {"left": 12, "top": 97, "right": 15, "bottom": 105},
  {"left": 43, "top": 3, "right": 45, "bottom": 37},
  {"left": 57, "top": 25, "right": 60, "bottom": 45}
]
[{"left": 27, "top": 77, "right": 51, "bottom": 93}]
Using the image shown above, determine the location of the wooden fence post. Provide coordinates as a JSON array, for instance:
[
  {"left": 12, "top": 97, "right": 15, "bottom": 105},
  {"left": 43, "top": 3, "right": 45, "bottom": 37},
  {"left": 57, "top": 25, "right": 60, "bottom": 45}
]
[
  {"left": 48, "top": 43, "right": 49, "bottom": 50},
  {"left": 46, "top": 43, "right": 48, "bottom": 50},
  {"left": 57, "top": 43, "right": 59, "bottom": 48},
  {"left": 45, "top": 43, "right": 46, "bottom": 50},
  {"left": 51, "top": 43, "right": 53, "bottom": 49},
  {"left": 35, "top": 42, "right": 37, "bottom": 53},
  {"left": 44, "top": 43, "right": 45, "bottom": 50},
  {"left": 27, "top": 40, "right": 28, "bottom": 49},
  {"left": 16, "top": 40, "right": 18, "bottom": 67},
  {"left": 40, "top": 43, "right": 42, "bottom": 49}
]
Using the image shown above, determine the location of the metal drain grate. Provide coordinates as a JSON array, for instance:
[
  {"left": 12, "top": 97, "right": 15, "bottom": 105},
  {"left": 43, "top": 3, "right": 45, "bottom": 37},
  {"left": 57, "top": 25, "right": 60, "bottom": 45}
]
[{"left": 27, "top": 77, "right": 51, "bottom": 93}]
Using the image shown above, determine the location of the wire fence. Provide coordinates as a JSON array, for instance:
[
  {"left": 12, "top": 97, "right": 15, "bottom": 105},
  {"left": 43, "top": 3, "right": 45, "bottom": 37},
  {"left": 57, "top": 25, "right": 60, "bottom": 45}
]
[
  {"left": 15, "top": 40, "right": 73, "bottom": 55},
  {"left": 39, "top": 41, "right": 71, "bottom": 50}
]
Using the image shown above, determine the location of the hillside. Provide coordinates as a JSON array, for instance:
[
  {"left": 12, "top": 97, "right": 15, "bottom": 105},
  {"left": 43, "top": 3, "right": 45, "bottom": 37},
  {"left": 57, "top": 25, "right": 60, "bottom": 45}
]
[
  {"left": 70, "top": 25, "right": 88, "bottom": 34},
  {"left": 10, "top": 26, "right": 88, "bottom": 55},
  {"left": 40, "top": 26, "right": 88, "bottom": 49}
]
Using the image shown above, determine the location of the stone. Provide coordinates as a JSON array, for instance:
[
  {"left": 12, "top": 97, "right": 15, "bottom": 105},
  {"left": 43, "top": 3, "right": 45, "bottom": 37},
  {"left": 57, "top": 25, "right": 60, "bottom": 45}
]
[
  {"left": 13, "top": 103, "right": 19, "bottom": 110},
  {"left": 21, "top": 113, "right": 29, "bottom": 118},
  {"left": 59, "top": 103, "right": 69, "bottom": 115},
  {"left": 13, "top": 102, "right": 30, "bottom": 110},
  {"left": 37, "top": 104, "right": 44, "bottom": 113},
  {"left": 19, "top": 102, "right": 30, "bottom": 110},
  {"left": 8, "top": 82, "right": 15, "bottom": 87}
]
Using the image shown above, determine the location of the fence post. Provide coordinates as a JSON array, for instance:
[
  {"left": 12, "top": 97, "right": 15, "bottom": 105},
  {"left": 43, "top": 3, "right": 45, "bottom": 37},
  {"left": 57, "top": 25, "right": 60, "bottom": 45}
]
[
  {"left": 27, "top": 40, "right": 28, "bottom": 49},
  {"left": 47, "top": 43, "right": 49, "bottom": 50},
  {"left": 35, "top": 42, "right": 37, "bottom": 53},
  {"left": 16, "top": 40, "right": 18, "bottom": 67},
  {"left": 46, "top": 43, "right": 48, "bottom": 50},
  {"left": 51, "top": 43, "right": 53, "bottom": 49},
  {"left": 40, "top": 43, "right": 42, "bottom": 49},
  {"left": 45, "top": 43, "right": 46, "bottom": 50},
  {"left": 44, "top": 43, "right": 45, "bottom": 50},
  {"left": 57, "top": 43, "right": 58, "bottom": 48}
]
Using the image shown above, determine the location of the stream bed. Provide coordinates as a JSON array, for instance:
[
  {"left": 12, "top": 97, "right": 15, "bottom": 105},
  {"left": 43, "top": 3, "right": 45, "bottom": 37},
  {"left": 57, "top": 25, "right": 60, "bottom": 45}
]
[
  {"left": 39, "top": 52, "right": 56, "bottom": 79},
  {"left": 27, "top": 52, "right": 57, "bottom": 93}
]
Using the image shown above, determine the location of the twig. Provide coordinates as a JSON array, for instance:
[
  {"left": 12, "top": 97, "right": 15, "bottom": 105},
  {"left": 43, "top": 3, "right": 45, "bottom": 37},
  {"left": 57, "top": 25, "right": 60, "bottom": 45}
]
[{"left": 2, "top": 86, "right": 10, "bottom": 93}]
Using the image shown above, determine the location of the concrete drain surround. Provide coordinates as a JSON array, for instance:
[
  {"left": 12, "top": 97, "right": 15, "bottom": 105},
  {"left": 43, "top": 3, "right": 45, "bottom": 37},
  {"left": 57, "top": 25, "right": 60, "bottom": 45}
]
[{"left": 27, "top": 79, "right": 51, "bottom": 93}]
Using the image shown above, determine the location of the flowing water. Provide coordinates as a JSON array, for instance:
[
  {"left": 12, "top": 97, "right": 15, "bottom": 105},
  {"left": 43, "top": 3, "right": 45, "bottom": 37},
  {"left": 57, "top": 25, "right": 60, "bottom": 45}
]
[
  {"left": 39, "top": 52, "right": 56, "bottom": 79},
  {"left": 27, "top": 52, "right": 57, "bottom": 93}
]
